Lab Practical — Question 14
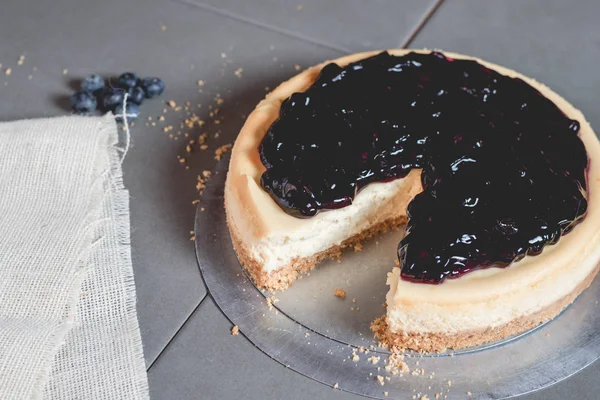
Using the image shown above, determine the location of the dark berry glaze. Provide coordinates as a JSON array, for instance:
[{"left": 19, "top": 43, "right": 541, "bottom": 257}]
[{"left": 259, "top": 51, "right": 589, "bottom": 283}]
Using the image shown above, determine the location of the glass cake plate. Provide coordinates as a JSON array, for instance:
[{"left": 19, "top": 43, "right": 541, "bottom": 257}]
[{"left": 195, "top": 155, "right": 600, "bottom": 399}]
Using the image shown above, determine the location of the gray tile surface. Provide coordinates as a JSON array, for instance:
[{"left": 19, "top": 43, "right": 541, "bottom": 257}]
[
  {"left": 180, "top": 0, "right": 438, "bottom": 52},
  {"left": 0, "top": 0, "right": 598, "bottom": 398},
  {"left": 149, "top": 296, "right": 361, "bottom": 400}
]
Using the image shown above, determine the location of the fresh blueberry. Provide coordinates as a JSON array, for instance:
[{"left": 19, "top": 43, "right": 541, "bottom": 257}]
[
  {"left": 140, "top": 77, "right": 165, "bottom": 98},
  {"left": 80, "top": 74, "right": 105, "bottom": 94},
  {"left": 127, "top": 86, "right": 145, "bottom": 105},
  {"left": 70, "top": 91, "right": 97, "bottom": 113},
  {"left": 118, "top": 72, "right": 139, "bottom": 89},
  {"left": 114, "top": 102, "right": 140, "bottom": 122},
  {"left": 101, "top": 88, "right": 126, "bottom": 112}
]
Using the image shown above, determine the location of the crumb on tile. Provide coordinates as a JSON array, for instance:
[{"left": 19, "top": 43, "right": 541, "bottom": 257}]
[{"left": 214, "top": 143, "right": 233, "bottom": 160}]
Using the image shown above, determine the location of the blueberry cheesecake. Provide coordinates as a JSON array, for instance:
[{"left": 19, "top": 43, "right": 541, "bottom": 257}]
[{"left": 225, "top": 50, "right": 600, "bottom": 351}]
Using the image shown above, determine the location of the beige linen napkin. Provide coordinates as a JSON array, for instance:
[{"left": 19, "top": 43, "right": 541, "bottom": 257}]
[{"left": 0, "top": 114, "right": 148, "bottom": 399}]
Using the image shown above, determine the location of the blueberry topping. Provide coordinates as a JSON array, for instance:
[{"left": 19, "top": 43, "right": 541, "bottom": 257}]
[
  {"left": 80, "top": 74, "right": 105, "bottom": 94},
  {"left": 140, "top": 77, "right": 165, "bottom": 98},
  {"left": 259, "top": 51, "right": 589, "bottom": 284},
  {"left": 118, "top": 72, "right": 139, "bottom": 89},
  {"left": 70, "top": 91, "right": 97, "bottom": 113},
  {"left": 101, "top": 88, "right": 126, "bottom": 112},
  {"left": 127, "top": 86, "right": 145, "bottom": 105},
  {"left": 115, "top": 102, "right": 140, "bottom": 122}
]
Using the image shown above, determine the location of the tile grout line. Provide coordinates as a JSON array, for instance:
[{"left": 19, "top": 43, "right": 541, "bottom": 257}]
[
  {"left": 146, "top": 292, "right": 209, "bottom": 372},
  {"left": 171, "top": 0, "right": 352, "bottom": 54},
  {"left": 400, "top": 0, "right": 445, "bottom": 48}
]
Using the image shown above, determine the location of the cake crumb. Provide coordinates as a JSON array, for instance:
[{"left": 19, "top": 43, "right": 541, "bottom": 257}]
[
  {"left": 214, "top": 144, "right": 233, "bottom": 160},
  {"left": 192, "top": 200, "right": 200, "bottom": 205},
  {"left": 17, "top": 55, "right": 25, "bottom": 65},
  {"left": 333, "top": 383, "right": 338, "bottom": 389},
  {"left": 333, "top": 288, "right": 346, "bottom": 299},
  {"left": 4, "top": 68, "right": 11, "bottom": 76},
  {"left": 62, "top": 68, "right": 68, "bottom": 75},
  {"left": 448, "top": 380, "right": 452, "bottom": 387},
  {"left": 368, "top": 356, "right": 380, "bottom": 365},
  {"left": 384, "top": 392, "right": 388, "bottom": 397},
  {"left": 294, "top": 64, "right": 301, "bottom": 71},
  {"left": 305, "top": 332, "right": 310, "bottom": 337},
  {"left": 296, "top": 4, "right": 303, "bottom": 11},
  {"left": 167, "top": 100, "right": 177, "bottom": 108},
  {"left": 421, "top": 396, "right": 429, "bottom": 400},
  {"left": 231, "top": 325, "right": 239, "bottom": 336},
  {"left": 160, "top": 24, "right": 167, "bottom": 32},
  {"left": 376, "top": 375, "right": 385, "bottom": 386},
  {"left": 234, "top": 68, "right": 243, "bottom": 78},
  {"left": 354, "top": 243, "right": 363, "bottom": 252},
  {"left": 466, "top": 392, "right": 472, "bottom": 396},
  {"left": 435, "top": 394, "right": 440, "bottom": 399},
  {"left": 197, "top": 80, "right": 205, "bottom": 86},
  {"left": 394, "top": 259, "right": 400, "bottom": 266},
  {"left": 352, "top": 353, "right": 360, "bottom": 362}
]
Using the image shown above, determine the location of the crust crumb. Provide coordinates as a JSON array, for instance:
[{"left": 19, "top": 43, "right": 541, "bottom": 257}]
[
  {"left": 215, "top": 144, "right": 233, "bottom": 160},
  {"left": 368, "top": 356, "right": 380, "bottom": 365},
  {"left": 353, "top": 242, "right": 363, "bottom": 252},
  {"left": 333, "top": 288, "right": 346, "bottom": 299}
]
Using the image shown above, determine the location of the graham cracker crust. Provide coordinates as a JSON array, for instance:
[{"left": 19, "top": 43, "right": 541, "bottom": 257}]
[
  {"left": 228, "top": 215, "right": 407, "bottom": 291},
  {"left": 372, "top": 263, "right": 600, "bottom": 352}
]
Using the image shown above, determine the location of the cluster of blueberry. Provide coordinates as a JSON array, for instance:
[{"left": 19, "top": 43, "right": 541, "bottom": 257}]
[
  {"left": 260, "top": 51, "right": 589, "bottom": 283},
  {"left": 70, "top": 73, "right": 165, "bottom": 121}
]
